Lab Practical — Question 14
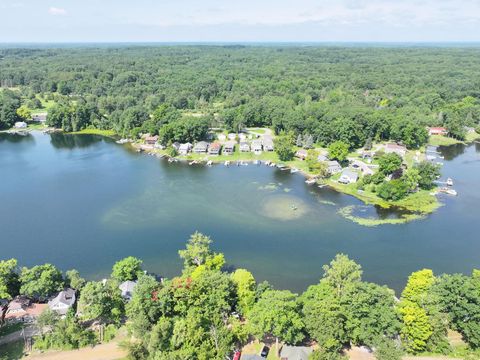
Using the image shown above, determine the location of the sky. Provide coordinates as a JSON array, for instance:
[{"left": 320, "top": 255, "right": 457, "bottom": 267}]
[{"left": 1, "top": 0, "right": 480, "bottom": 43}]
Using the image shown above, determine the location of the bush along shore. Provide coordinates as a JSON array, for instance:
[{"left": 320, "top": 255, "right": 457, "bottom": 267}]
[{"left": 1, "top": 232, "right": 480, "bottom": 360}]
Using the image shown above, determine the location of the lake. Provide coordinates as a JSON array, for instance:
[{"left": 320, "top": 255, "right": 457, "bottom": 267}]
[{"left": 1, "top": 132, "right": 479, "bottom": 294}]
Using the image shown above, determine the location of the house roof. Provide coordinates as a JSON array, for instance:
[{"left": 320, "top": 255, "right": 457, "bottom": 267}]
[
  {"left": 179, "top": 143, "right": 192, "bottom": 150},
  {"left": 209, "top": 142, "right": 221, "bottom": 150},
  {"left": 385, "top": 143, "right": 406, "bottom": 151},
  {"left": 280, "top": 345, "right": 313, "bottom": 360},
  {"left": 194, "top": 141, "right": 209, "bottom": 150},
  {"left": 241, "top": 355, "right": 264, "bottom": 360},
  {"left": 224, "top": 141, "right": 236, "bottom": 149},
  {"left": 48, "top": 288, "right": 76, "bottom": 310},
  {"left": 327, "top": 160, "right": 341, "bottom": 168},
  {"left": 119, "top": 280, "right": 137, "bottom": 296},
  {"left": 341, "top": 169, "right": 359, "bottom": 181}
]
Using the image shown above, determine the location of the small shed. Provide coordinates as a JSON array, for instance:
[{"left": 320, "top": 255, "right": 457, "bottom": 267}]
[{"left": 295, "top": 149, "right": 308, "bottom": 160}]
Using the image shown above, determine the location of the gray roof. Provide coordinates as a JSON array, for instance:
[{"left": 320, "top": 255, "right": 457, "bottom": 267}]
[
  {"left": 194, "top": 141, "right": 209, "bottom": 150},
  {"left": 241, "top": 355, "right": 264, "bottom": 360},
  {"left": 48, "top": 288, "right": 76, "bottom": 314},
  {"left": 119, "top": 280, "right": 137, "bottom": 299},
  {"left": 340, "top": 169, "right": 359, "bottom": 181},
  {"left": 280, "top": 345, "right": 313, "bottom": 360}
]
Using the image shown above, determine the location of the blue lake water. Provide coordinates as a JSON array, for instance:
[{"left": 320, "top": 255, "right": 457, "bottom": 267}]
[{"left": 0, "top": 132, "right": 479, "bottom": 294}]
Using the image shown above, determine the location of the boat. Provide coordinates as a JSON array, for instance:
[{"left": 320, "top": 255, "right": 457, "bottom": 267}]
[
  {"left": 224, "top": 161, "right": 230, "bottom": 166},
  {"left": 446, "top": 178, "right": 453, "bottom": 186},
  {"left": 290, "top": 168, "right": 299, "bottom": 173},
  {"left": 276, "top": 163, "right": 287, "bottom": 169},
  {"left": 305, "top": 178, "right": 317, "bottom": 185},
  {"left": 440, "top": 187, "right": 457, "bottom": 196},
  {"left": 116, "top": 139, "right": 129, "bottom": 144},
  {"left": 253, "top": 160, "right": 260, "bottom": 165},
  {"left": 206, "top": 160, "right": 213, "bottom": 166},
  {"left": 291, "top": 205, "right": 298, "bottom": 211},
  {"left": 189, "top": 160, "right": 198, "bottom": 166},
  {"left": 264, "top": 161, "right": 271, "bottom": 166},
  {"left": 318, "top": 184, "right": 327, "bottom": 188},
  {"left": 269, "top": 162, "right": 276, "bottom": 167}
]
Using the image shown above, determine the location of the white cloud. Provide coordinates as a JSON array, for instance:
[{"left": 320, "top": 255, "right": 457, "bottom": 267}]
[{"left": 48, "top": 7, "right": 67, "bottom": 16}]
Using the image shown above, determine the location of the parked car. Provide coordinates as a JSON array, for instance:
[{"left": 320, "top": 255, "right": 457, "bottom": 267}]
[
  {"left": 260, "top": 346, "right": 269, "bottom": 358},
  {"left": 233, "top": 350, "right": 241, "bottom": 360}
]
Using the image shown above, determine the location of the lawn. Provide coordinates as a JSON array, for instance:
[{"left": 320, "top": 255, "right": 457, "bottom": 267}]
[
  {"left": 68, "top": 128, "right": 116, "bottom": 137},
  {"left": 429, "top": 135, "right": 462, "bottom": 147},
  {"left": 241, "top": 340, "right": 281, "bottom": 360}
]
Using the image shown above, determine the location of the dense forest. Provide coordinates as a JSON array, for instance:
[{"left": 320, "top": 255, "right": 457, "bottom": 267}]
[
  {"left": 1, "top": 46, "right": 480, "bottom": 147},
  {"left": 1, "top": 233, "right": 480, "bottom": 360}
]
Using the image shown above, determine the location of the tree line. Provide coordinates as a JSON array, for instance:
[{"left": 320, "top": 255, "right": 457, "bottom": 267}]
[
  {"left": 1, "top": 232, "right": 480, "bottom": 359},
  {"left": 1, "top": 46, "right": 480, "bottom": 147}
]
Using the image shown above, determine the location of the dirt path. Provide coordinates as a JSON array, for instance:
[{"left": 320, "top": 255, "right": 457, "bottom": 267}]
[{"left": 25, "top": 341, "right": 127, "bottom": 360}]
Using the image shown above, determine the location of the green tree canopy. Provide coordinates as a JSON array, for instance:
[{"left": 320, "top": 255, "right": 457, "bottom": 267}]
[
  {"left": 111, "top": 256, "right": 143, "bottom": 282},
  {"left": 19, "top": 264, "right": 64, "bottom": 298}
]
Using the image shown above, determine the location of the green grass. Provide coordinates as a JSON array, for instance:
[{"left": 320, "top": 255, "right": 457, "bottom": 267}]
[
  {"left": 0, "top": 340, "right": 25, "bottom": 360},
  {"left": 68, "top": 128, "right": 116, "bottom": 137},
  {"left": 0, "top": 323, "right": 24, "bottom": 337},
  {"left": 429, "top": 135, "right": 463, "bottom": 146},
  {"left": 466, "top": 131, "right": 480, "bottom": 143}
]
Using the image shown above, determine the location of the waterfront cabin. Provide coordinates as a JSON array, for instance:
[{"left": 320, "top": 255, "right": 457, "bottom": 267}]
[
  {"left": 428, "top": 127, "right": 447, "bottom": 136},
  {"left": 145, "top": 135, "right": 159, "bottom": 145},
  {"left": 239, "top": 142, "right": 250, "bottom": 152},
  {"left": 208, "top": 142, "right": 222, "bottom": 155},
  {"left": 384, "top": 143, "right": 407, "bottom": 158},
  {"left": 178, "top": 143, "right": 192, "bottom": 155},
  {"left": 295, "top": 149, "right": 308, "bottom": 160},
  {"left": 238, "top": 133, "right": 247, "bottom": 141},
  {"left": 326, "top": 160, "right": 342, "bottom": 175},
  {"left": 251, "top": 140, "right": 263, "bottom": 154},
  {"left": 339, "top": 169, "right": 359, "bottom": 184},
  {"left": 223, "top": 141, "right": 236, "bottom": 155},
  {"left": 14, "top": 121, "right": 27, "bottom": 129},
  {"left": 280, "top": 345, "right": 313, "bottom": 360},
  {"left": 48, "top": 288, "right": 76, "bottom": 316},
  {"left": 193, "top": 141, "right": 209, "bottom": 153},
  {"left": 262, "top": 136, "right": 274, "bottom": 151},
  {"left": 119, "top": 280, "right": 137, "bottom": 301}
]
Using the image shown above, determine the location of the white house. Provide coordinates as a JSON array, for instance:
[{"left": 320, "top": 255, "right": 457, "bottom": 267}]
[
  {"left": 178, "top": 143, "right": 192, "bottom": 155},
  {"left": 251, "top": 140, "right": 263, "bottom": 154},
  {"left": 48, "top": 288, "right": 76, "bottom": 315},
  {"left": 14, "top": 122, "right": 27, "bottom": 129},
  {"left": 326, "top": 160, "right": 342, "bottom": 175}
]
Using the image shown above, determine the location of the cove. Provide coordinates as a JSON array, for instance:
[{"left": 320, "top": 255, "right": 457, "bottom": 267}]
[{"left": 1, "top": 132, "right": 479, "bottom": 294}]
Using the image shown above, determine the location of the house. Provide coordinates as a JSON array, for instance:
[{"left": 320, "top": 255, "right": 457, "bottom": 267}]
[
  {"left": 208, "top": 142, "right": 222, "bottom": 155},
  {"left": 384, "top": 143, "right": 407, "bottom": 158},
  {"left": 145, "top": 135, "right": 159, "bottom": 145},
  {"left": 251, "top": 140, "right": 263, "bottom": 154},
  {"left": 178, "top": 143, "right": 192, "bottom": 155},
  {"left": 223, "top": 141, "right": 236, "bottom": 155},
  {"left": 5, "top": 297, "right": 47, "bottom": 323},
  {"left": 326, "top": 160, "right": 342, "bottom": 175},
  {"left": 262, "top": 136, "right": 274, "bottom": 151},
  {"left": 193, "top": 141, "right": 209, "bottom": 153},
  {"left": 14, "top": 122, "right": 27, "bottom": 129},
  {"left": 217, "top": 133, "right": 227, "bottom": 141},
  {"left": 32, "top": 113, "right": 47, "bottom": 122},
  {"left": 48, "top": 288, "right": 76, "bottom": 315},
  {"left": 339, "top": 169, "right": 359, "bottom": 184},
  {"left": 119, "top": 280, "right": 137, "bottom": 301},
  {"left": 238, "top": 133, "right": 247, "bottom": 141},
  {"left": 428, "top": 127, "right": 447, "bottom": 136},
  {"left": 172, "top": 142, "right": 181, "bottom": 151},
  {"left": 280, "top": 345, "right": 313, "bottom": 360},
  {"left": 239, "top": 142, "right": 250, "bottom": 152},
  {"left": 351, "top": 159, "right": 374, "bottom": 176},
  {"left": 295, "top": 149, "right": 308, "bottom": 160},
  {"left": 228, "top": 133, "right": 237, "bottom": 141}
]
